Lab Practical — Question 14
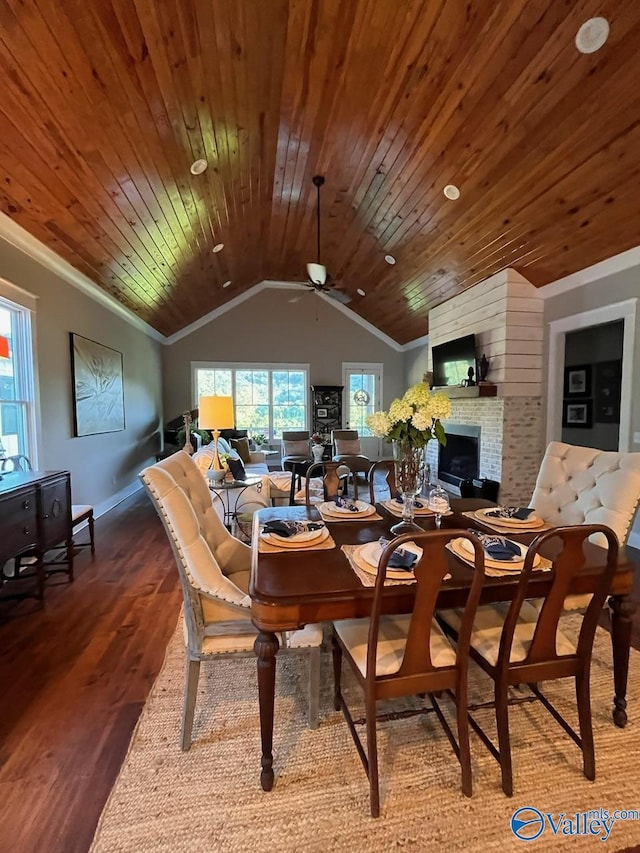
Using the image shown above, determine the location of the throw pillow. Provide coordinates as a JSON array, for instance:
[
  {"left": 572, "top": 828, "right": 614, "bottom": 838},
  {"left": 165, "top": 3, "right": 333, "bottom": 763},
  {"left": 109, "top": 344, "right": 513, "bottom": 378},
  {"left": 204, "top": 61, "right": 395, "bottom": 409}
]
[
  {"left": 336, "top": 439, "right": 361, "bottom": 455},
  {"left": 230, "top": 437, "right": 252, "bottom": 464},
  {"left": 284, "top": 439, "right": 310, "bottom": 456},
  {"left": 227, "top": 457, "right": 247, "bottom": 481}
]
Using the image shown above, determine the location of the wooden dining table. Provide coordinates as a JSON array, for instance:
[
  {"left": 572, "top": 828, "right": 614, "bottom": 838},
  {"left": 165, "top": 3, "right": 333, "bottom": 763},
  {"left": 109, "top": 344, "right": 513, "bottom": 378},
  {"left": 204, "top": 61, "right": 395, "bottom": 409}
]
[{"left": 249, "top": 499, "right": 636, "bottom": 792}]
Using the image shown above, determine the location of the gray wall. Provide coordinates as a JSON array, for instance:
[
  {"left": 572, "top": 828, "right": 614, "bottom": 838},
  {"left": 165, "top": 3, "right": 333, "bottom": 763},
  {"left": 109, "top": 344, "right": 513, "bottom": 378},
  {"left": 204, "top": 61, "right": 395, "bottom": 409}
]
[
  {"left": 162, "top": 288, "right": 405, "bottom": 420},
  {"left": 404, "top": 340, "right": 429, "bottom": 388},
  {"left": 0, "top": 237, "right": 163, "bottom": 512},
  {"left": 543, "top": 266, "right": 640, "bottom": 452}
]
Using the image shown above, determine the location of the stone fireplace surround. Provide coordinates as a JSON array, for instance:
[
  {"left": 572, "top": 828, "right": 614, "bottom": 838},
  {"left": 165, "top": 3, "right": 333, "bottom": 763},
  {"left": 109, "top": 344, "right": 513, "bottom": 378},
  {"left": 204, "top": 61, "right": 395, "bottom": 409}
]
[{"left": 425, "top": 396, "right": 544, "bottom": 505}]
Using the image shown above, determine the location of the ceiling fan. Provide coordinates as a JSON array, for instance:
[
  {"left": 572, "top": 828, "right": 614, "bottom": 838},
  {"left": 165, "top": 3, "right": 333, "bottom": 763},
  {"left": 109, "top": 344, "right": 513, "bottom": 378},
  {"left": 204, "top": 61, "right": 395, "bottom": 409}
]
[{"left": 300, "top": 175, "right": 351, "bottom": 305}]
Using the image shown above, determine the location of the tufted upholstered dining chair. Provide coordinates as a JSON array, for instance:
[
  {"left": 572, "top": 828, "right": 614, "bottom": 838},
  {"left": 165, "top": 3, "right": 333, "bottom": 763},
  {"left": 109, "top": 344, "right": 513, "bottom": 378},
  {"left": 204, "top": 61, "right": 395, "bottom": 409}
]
[
  {"left": 529, "top": 441, "right": 640, "bottom": 609},
  {"left": 140, "top": 451, "right": 322, "bottom": 750},
  {"left": 439, "top": 524, "right": 619, "bottom": 797},
  {"left": 332, "top": 529, "right": 486, "bottom": 817}
]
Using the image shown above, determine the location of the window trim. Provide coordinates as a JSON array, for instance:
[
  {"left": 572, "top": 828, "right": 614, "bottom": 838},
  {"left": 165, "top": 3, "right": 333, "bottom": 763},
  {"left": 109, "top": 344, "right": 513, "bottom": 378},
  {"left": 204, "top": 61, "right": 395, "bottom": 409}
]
[{"left": 192, "top": 361, "right": 310, "bottom": 438}]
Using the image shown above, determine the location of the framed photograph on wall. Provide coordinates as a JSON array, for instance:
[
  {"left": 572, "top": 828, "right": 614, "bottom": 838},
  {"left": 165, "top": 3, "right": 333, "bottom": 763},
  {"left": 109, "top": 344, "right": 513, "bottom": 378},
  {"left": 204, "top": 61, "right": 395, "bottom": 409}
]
[
  {"left": 595, "top": 359, "right": 622, "bottom": 424},
  {"left": 563, "top": 364, "right": 591, "bottom": 397},
  {"left": 70, "top": 333, "right": 125, "bottom": 436},
  {"left": 316, "top": 407, "right": 328, "bottom": 418},
  {"left": 562, "top": 399, "right": 593, "bottom": 429}
]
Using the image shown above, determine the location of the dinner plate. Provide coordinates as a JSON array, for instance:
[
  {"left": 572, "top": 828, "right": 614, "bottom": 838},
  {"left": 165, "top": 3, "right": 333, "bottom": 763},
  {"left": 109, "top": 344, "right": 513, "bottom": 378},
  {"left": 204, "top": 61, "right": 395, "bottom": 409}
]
[
  {"left": 474, "top": 507, "right": 544, "bottom": 528},
  {"left": 356, "top": 540, "right": 423, "bottom": 579},
  {"left": 261, "top": 526, "right": 330, "bottom": 549},
  {"left": 319, "top": 501, "right": 376, "bottom": 518},
  {"left": 385, "top": 499, "right": 435, "bottom": 516},
  {"left": 451, "top": 537, "right": 540, "bottom": 570}
]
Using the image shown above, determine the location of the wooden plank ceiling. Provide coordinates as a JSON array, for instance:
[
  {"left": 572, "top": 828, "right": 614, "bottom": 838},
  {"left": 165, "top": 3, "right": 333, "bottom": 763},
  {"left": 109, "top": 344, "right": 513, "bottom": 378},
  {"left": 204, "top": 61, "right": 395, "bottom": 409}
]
[{"left": 0, "top": 0, "right": 639, "bottom": 342}]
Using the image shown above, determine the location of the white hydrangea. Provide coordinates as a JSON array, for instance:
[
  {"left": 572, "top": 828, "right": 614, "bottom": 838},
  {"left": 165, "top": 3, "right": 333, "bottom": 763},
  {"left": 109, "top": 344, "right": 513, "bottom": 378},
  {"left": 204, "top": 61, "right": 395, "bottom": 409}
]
[
  {"left": 366, "top": 410, "right": 392, "bottom": 437},
  {"left": 388, "top": 398, "right": 413, "bottom": 424},
  {"left": 429, "top": 392, "right": 452, "bottom": 421},
  {"left": 411, "top": 409, "right": 432, "bottom": 431},
  {"left": 403, "top": 381, "right": 431, "bottom": 408}
]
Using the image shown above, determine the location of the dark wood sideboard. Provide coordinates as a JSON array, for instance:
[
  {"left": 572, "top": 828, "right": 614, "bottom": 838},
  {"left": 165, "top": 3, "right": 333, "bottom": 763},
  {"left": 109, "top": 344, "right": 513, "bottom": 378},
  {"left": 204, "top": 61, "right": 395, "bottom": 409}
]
[{"left": 0, "top": 470, "right": 73, "bottom": 602}]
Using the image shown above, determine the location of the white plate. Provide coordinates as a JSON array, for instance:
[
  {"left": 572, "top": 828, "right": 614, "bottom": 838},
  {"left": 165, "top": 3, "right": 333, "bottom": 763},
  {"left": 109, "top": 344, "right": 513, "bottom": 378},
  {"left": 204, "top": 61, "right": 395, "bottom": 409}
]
[
  {"left": 454, "top": 536, "right": 540, "bottom": 569},
  {"left": 358, "top": 540, "right": 424, "bottom": 577},
  {"left": 261, "top": 526, "right": 330, "bottom": 549},
  {"left": 474, "top": 507, "right": 544, "bottom": 528},
  {"left": 319, "top": 501, "right": 376, "bottom": 517}
]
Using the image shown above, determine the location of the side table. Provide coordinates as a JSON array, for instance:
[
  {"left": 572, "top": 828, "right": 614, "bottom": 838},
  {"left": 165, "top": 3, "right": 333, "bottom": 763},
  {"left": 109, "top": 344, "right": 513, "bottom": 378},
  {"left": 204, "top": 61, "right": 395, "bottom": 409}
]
[{"left": 208, "top": 476, "right": 264, "bottom": 531}]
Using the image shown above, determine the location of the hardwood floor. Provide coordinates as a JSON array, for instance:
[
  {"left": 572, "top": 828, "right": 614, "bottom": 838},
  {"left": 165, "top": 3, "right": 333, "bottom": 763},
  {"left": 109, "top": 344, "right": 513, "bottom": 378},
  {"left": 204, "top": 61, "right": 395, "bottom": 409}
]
[
  {"left": 0, "top": 489, "right": 638, "bottom": 852},
  {"left": 0, "top": 491, "right": 182, "bottom": 853}
]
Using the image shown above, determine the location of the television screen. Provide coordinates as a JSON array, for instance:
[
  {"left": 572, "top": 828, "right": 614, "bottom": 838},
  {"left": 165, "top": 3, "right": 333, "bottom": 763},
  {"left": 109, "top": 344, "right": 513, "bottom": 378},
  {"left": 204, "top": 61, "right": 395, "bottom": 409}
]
[{"left": 432, "top": 334, "right": 477, "bottom": 387}]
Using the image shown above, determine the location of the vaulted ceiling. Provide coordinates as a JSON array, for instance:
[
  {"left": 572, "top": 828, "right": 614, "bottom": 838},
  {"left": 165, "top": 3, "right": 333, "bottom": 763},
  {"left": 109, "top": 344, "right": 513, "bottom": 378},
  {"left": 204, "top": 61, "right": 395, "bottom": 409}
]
[{"left": 1, "top": 0, "right": 639, "bottom": 343}]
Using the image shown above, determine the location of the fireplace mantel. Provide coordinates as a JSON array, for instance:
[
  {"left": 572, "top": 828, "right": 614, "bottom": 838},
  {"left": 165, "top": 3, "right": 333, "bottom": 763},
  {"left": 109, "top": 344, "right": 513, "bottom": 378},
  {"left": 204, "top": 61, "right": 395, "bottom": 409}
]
[{"left": 433, "top": 383, "right": 497, "bottom": 399}]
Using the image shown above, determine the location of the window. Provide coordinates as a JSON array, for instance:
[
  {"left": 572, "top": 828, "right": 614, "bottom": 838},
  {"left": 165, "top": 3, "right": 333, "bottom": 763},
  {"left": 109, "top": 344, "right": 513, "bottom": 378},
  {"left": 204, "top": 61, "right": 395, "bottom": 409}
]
[
  {"left": 0, "top": 291, "right": 36, "bottom": 461},
  {"left": 193, "top": 363, "right": 308, "bottom": 439}
]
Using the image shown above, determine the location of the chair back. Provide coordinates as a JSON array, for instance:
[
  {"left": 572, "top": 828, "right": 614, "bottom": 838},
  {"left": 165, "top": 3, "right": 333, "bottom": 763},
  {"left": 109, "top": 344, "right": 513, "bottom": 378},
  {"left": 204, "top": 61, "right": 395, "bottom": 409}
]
[
  {"left": 332, "top": 429, "right": 363, "bottom": 456},
  {"left": 495, "top": 524, "right": 618, "bottom": 674},
  {"left": 0, "top": 454, "right": 32, "bottom": 472},
  {"left": 304, "top": 461, "right": 354, "bottom": 506},
  {"left": 282, "top": 431, "right": 311, "bottom": 459},
  {"left": 531, "top": 441, "right": 640, "bottom": 546},
  {"left": 368, "top": 530, "right": 485, "bottom": 686},
  {"left": 368, "top": 459, "right": 397, "bottom": 504},
  {"left": 139, "top": 452, "right": 252, "bottom": 652}
]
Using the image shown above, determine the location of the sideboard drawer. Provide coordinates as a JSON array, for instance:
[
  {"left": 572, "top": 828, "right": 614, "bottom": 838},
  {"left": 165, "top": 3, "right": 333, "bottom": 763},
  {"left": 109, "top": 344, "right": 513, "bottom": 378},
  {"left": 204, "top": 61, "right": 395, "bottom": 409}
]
[{"left": 0, "top": 490, "right": 39, "bottom": 560}]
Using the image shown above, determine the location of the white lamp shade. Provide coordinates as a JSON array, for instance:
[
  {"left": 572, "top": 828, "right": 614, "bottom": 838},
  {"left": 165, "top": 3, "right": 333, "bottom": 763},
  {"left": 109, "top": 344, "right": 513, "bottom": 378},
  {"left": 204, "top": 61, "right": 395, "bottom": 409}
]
[
  {"left": 307, "top": 262, "right": 327, "bottom": 286},
  {"left": 198, "top": 396, "right": 234, "bottom": 430}
]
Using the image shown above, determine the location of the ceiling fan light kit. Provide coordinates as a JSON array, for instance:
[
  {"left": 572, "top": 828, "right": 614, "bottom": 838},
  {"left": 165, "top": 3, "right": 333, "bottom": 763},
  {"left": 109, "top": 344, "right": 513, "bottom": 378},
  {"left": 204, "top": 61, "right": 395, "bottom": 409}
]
[{"left": 307, "top": 262, "right": 327, "bottom": 286}]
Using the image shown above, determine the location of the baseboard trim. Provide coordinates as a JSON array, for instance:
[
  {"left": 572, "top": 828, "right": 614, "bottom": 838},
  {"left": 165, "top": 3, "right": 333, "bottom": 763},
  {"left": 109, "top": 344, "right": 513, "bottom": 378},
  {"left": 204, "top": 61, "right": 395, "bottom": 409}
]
[{"left": 93, "top": 480, "right": 144, "bottom": 521}]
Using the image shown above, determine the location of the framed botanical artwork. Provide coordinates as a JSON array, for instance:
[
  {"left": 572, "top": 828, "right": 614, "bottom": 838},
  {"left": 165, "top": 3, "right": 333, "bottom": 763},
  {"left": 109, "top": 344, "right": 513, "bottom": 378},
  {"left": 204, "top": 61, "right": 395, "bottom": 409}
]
[
  {"left": 70, "top": 333, "right": 125, "bottom": 436},
  {"left": 562, "top": 399, "right": 593, "bottom": 429},
  {"left": 563, "top": 364, "right": 591, "bottom": 397},
  {"left": 316, "top": 407, "right": 328, "bottom": 418},
  {"left": 595, "top": 359, "right": 622, "bottom": 424}
]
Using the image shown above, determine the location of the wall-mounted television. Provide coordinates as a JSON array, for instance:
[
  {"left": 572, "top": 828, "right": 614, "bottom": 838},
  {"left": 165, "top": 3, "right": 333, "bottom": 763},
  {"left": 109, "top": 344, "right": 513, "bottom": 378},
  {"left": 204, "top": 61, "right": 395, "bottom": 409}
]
[{"left": 432, "top": 334, "right": 477, "bottom": 387}]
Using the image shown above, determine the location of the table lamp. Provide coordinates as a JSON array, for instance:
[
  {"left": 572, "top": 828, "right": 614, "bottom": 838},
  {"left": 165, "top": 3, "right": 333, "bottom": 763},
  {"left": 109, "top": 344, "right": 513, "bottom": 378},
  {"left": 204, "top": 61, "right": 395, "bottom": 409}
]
[{"left": 198, "top": 395, "right": 235, "bottom": 474}]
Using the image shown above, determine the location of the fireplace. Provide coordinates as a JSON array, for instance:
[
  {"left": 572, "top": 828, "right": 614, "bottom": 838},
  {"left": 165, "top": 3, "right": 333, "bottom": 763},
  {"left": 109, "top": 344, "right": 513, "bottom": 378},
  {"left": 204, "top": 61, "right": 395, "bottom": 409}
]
[{"left": 437, "top": 424, "right": 481, "bottom": 488}]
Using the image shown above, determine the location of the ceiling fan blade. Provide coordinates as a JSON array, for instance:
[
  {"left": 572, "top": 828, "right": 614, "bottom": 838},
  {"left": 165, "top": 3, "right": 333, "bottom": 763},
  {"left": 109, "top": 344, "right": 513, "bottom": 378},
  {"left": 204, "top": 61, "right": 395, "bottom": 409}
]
[
  {"left": 325, "top": 288, "right": 352, "bottom": 305},
  {"left": 307, "top": 262, "right": 327, "bottom": 286}
]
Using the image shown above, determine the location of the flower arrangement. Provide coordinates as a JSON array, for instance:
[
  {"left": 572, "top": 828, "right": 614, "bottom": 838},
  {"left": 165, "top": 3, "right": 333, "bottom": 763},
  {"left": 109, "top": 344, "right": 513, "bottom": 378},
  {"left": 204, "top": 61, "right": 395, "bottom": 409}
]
[
  {"left": 366, "top": 382, "right": 451, "bottom": 448},
  {"left": 311, "top": 432, "right": 324, "bottom": 445}
]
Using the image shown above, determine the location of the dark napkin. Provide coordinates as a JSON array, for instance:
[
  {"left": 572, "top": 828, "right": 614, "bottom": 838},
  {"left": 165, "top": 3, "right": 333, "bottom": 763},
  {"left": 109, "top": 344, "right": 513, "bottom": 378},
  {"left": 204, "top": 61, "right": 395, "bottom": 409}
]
[
  {"left": 486, "top": 506, "right": 535, "bottom": 521},
  {"left": 467, "top": 530, "right": 522, "bottom": 561},
  {"left": 378, "top": 537, "right": 418, "bottom": 570},
  {"left": 393, "top": 495, "right": 426, "bottom": 509},
  {"left": 334, "top": 495, "right": 359, "bottom": 512},
  {"left": 262, "top": 520, "right": 324, "bottom": 538}
]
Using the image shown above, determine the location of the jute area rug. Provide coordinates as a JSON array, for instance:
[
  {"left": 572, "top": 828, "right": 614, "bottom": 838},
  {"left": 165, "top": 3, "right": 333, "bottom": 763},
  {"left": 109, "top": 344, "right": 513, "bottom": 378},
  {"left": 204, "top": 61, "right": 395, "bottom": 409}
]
[{"left": 91, "top": 618, "right": 640, "bottom": 852}]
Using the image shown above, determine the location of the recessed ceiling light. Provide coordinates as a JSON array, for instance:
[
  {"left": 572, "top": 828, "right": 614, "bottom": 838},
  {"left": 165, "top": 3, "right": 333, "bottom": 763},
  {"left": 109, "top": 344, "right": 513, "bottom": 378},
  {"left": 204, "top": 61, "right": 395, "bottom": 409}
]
[
  {"left": 384, "top": 254, "right": 396, "bottom": 265},
  {"left": 575, "top": 17, "right": 610, "bottom": 54},
  {"left": 222, "top": 280, "right": 231, "bottom": 288},
  {"left": 190, "top": 158, "right": 208, "bottom": 175},
  {"left": 443, "top": 184, "right": 460, "bottom": 200},
  {"left": 356, "top": 288, "right": 366, "bottom": 297},
  {"left": 212, "top": 243, "right": 224, "bottom": 253}
]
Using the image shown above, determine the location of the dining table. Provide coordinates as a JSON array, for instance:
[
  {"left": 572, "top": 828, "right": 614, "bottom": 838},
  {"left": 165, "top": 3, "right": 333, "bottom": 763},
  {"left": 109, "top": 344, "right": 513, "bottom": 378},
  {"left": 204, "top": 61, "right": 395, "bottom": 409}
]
[{"left": 249, "top": 498, "right": 636, "bottom": 792}]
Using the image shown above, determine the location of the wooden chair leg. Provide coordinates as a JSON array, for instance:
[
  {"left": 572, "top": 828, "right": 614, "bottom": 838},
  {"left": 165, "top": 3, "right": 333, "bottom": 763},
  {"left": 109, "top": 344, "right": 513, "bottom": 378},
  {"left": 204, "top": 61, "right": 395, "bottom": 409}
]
[
  {"left": 366, "top": 695, "right": 380, "bottom": 817},
  {"left": 331, "top": 633, "right": 342, "bottom": 711},
  {"left": 88, "top": 513, "right": 95, "bottom": 555},
  {"left": 495, "top": 683, "right": 513, "bottom": 796},
  {"left": 181, "top": 658, "right": 201, "bottom": 751},
  {"left": 308, "top": 647, "right": 320, "bottom": 729},
  {"left": 576, "top": 671, "right": 596, "bottom": 780},
  {"left": 456, "top": 689, "right": 473, "bottom": 797}
]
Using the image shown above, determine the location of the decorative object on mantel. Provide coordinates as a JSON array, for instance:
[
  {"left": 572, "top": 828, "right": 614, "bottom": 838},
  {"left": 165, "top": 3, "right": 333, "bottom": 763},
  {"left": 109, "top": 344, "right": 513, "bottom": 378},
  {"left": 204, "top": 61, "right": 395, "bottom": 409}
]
[
  {"left": 422, "top": 370, "right": 433, "bottom": 388},
  {"left": 463, "top": 366, "right": 476, "bottom": 387},
  {"left": 367, "top": 382, "right": 450, "bottom": 534},
  {"left": 478, "top": 353, "right": 490, "bottom": 382}
]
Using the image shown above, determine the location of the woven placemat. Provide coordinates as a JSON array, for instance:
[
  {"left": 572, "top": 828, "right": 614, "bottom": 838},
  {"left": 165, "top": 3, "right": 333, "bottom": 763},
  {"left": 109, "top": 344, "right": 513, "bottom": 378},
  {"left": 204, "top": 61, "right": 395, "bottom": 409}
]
[
  {"left": 342, "top": 544, "right": 425, "bottom": 587},
  {"left": 380, "top": 500, "right": 436, "bottom": 518},
  {"left": 462, "top": 509, "right": 552, "bottom": 534},
  {"left": 258, "top": 532, "right": 336, "bottom": 553},
  {"left": 318, "top": 508, "right": 382, "bottom": 523},
  {"left": 446, "top": 540, "right": 552, "bottom": 577}
]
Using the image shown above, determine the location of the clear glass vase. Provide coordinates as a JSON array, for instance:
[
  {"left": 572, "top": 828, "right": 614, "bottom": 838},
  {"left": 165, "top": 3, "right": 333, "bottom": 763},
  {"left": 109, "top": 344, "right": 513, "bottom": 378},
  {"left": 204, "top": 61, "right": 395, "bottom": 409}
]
[{"left": 391, "top": 439, "right": 426, "bottom": 535}]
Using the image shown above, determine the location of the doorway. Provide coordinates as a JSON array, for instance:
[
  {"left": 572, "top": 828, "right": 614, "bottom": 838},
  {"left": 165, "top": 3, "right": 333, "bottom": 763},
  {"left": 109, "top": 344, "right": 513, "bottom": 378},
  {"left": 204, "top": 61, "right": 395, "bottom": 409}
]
[{"left": 342, "top": 363, "right": 383, "bottom": 460}]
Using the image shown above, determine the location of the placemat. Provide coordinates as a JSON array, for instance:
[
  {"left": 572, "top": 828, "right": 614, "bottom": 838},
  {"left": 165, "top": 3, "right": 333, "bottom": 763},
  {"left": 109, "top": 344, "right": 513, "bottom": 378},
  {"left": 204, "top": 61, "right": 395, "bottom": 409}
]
[
  {"left": 341, "top": 544, "right": 416, "bottom": 586},
  {"left": 446, "top": 540, "right": 552, "bottom": 577},
  {"left": 318, "top": 508, "right": 382, "bottom": 523},
  {"left": 381, "top": 500, "right": 436, "bottom": 518},
  {"left": 258, "top": 533, "right": 336, "bottom": 553},
  {"left": 462, "top": 510, "right": 552, "bottom": 534}
]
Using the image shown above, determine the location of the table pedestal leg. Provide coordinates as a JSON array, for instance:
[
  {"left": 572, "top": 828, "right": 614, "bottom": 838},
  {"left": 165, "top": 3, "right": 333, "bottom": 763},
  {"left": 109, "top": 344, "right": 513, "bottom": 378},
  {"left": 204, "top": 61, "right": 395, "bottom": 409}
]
[
  {"left": 254, "top": 630, "right": 280, "bottom": 790},
  {"left": 609, "top": 594, "right": 635, "bottom": 728}
]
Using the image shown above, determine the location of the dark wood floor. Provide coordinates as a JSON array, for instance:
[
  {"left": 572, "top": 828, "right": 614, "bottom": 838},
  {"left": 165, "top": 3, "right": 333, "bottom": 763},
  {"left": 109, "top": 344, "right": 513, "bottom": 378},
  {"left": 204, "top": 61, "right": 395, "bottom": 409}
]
[{"left": 0, "top": 490, "right": 638, "bottom": 853}]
